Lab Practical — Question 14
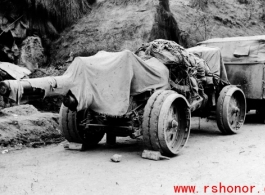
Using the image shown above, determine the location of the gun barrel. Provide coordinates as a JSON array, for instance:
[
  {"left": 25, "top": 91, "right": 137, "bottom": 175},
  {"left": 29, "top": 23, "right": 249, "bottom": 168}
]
[
  {"left": 0, "top": 81, "right": 10, "bottom": 97},
  {"left": 0, "top": 78, "right": 78, "bottom": 111},
  {"left": 0, "top": 80, "right": 45, "bottom": 98}
]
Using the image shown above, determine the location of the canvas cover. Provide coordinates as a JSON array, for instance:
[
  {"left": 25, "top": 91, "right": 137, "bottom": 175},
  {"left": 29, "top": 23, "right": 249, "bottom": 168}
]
[
  {"left": 186, "top": 46, "right": 229, "bottom": 82},
  {"left": 135, "top": 39, "right": 213, "bottom": 96},
  {"left": 199, "top": 35, "right": 265, "bottom": 63},
  {"left": 8, "top": 50, "right": 169, "bottom": 116},
  {"left": 0, "top": 62, "right": 31, "bottom": 80}
]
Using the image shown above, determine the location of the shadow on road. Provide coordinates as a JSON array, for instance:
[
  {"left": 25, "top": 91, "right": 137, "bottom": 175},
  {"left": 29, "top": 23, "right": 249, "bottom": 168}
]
[
  {"left": 244, "top": 111, "right": 264, "bottom": 124},
  {"left": 77, "top": 138, "right": 144, "bottom": 155}
]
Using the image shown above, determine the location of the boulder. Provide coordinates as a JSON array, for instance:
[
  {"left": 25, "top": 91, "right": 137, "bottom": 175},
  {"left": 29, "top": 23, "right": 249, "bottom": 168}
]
[{"left": 19, "top": 36, "right": 47, "bottom": 71}]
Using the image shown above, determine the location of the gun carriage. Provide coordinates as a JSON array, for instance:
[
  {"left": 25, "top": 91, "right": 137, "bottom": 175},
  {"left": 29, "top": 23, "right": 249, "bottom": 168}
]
[{"left": 0, "top": 40, "right": 246, "bottom": 156}]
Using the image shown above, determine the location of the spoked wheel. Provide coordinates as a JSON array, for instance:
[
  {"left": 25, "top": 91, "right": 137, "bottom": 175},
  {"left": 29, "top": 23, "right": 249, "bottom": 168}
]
[
  {"left": 142, "top": 90, "right": 190, "bottom": 156},
  {"left": 59, "top": 104, "right": 105, "bottom": 145},
  {"left": 216, "top": 85, "right": 246, "bottom": 134}
]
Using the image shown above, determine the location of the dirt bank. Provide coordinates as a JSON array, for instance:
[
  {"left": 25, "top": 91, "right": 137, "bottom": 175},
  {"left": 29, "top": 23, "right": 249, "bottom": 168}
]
[
  {"left": 50, "top": 0, "right": 182, "bottom": 67},
  {"left": 171, "top": 0, "right": 265, "bottom": 47},
  {"left": 49, "top": 0, "right": 265, "bottom": 68},
  {"left": 0, "top": 105, "right": 62, "bottom": 149}
]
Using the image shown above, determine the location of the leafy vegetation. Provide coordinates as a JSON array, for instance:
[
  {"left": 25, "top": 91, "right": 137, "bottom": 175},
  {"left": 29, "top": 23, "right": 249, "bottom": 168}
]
[{"left": 0, "top": 0, "right": 95, "bottom": 35}]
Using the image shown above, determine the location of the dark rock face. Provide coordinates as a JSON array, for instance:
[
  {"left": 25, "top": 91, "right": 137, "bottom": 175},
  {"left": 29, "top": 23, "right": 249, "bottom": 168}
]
[
  {"left": 149, "top": 4, "right": 180, "bottom": 44},
  {"left": 159, "top": 0, "right": 170, "bottom": 11}
]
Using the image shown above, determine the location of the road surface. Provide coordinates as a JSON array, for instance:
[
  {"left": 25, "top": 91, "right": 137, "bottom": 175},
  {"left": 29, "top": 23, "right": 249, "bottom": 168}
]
[{"left": 0, "top": 112, "right": 264, "bottom": 195}]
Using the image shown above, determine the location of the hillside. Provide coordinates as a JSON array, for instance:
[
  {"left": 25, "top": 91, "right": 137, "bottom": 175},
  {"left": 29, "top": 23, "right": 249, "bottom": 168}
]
[
  {"left": 171, "top": 0, "right": 265, "bottom": 46},
  {"left": 50, "top": 0, "right": 181, "bottom": 67},
  {"left": 49, "top": 0, "right": 265, "bottom": 68},
  {"left": 1, "top": 0, "right": 264, "bottom": 69}
]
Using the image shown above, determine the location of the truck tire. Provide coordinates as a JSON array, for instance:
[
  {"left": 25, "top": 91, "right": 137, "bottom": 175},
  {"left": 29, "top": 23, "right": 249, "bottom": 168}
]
[
  {"left": 142, "top": 90, "right": 190, "bottom": 156},
  {"left": 216, "top": 86, "right": 246, "bottom": 134},
  {"left": 59, "top": 104, "right": 105, "bottom": 145}
]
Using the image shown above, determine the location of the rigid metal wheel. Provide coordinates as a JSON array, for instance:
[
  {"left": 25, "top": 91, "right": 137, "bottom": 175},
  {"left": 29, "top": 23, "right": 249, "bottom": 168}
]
[
  {"left": 142, "top": 90, "right": 190, "bottom": 156},
  {"left": 216, "top": 85, "right": 246, "bottom": 134},
  {"left": 59, "top": 104, "right": 105, "bottom": 145}
]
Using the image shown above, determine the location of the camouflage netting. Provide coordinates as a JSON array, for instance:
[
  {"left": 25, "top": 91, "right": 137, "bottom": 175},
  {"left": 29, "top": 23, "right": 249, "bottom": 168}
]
[{"left": 135, "top": 39, "right": 212, "bottom": 102}]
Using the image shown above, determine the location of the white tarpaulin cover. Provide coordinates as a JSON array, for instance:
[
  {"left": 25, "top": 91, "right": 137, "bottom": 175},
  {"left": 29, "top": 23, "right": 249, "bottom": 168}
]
[
  {"left": 9, "top": 50, "right": 169, "bottom": 116},
  {"left": 187, "top": 46, "right": 229, "bottom": 82},
  {"left": 0, "top": 62, "right": 31, "bottom": 79}
]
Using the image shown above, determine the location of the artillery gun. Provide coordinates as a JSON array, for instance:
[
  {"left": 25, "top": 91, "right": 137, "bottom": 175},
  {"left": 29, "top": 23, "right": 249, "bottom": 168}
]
[
  {"left": 0, "top": 62, "right": 31, "bottom": 107},
  {"left": 0, "top": 40, "right": 247, "bottom": 157}
]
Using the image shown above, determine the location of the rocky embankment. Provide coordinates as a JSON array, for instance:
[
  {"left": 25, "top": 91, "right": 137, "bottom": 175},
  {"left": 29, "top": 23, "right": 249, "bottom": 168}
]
[{"left": 0, "top": 105, "right": 62, "bottom": 149}]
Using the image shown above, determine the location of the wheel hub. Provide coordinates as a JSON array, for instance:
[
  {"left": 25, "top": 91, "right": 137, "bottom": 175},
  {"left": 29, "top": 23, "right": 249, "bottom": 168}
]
[
  {"left": 171, "top": 119, "right": 178, "bottom": 129},
  {"left": 231, "top": 105, "right": 240, "bottom": 115}
]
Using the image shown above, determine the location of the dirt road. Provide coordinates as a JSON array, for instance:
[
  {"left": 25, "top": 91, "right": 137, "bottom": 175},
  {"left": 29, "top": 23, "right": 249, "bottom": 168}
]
[{"left": 0, "top": 112, "right": 264, "bottom": 195}]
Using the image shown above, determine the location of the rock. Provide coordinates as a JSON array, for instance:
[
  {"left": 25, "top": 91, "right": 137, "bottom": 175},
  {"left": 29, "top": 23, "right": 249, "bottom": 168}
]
[
  {"left": 141, "top": 150, "right": 170, "bottom": 161},
  {"left": 1, "top": 149, "right": 8, "bottom": 154},
  {"left": 64, "top": 142, "right": 82, "bottom": 150},
  {"left": 19, "top": 36, "right": 47, "bottom": 71},
  {"left": 111, "top": 154, "right": 122, "bottom": 162},
  {"left": 10, "top": 20, "right": 29, "bottom": 39},
  {"left": 62, "top": 141, "right": 70, "bottom": 149}
]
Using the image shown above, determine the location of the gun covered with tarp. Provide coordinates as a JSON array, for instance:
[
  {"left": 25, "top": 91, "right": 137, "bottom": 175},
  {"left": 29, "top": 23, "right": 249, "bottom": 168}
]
[
  {"left": 135, "top": 40, "right": 230, "bottom": 112},
  {"left": 0, "top": 39, "right": 230, "bottom": 115},
  {"left": 0, "top": 49, "right": 170, "bottom": 115},
  {"left": 0, "top": 39, "right": 247, "bottom": 156}
]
